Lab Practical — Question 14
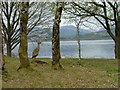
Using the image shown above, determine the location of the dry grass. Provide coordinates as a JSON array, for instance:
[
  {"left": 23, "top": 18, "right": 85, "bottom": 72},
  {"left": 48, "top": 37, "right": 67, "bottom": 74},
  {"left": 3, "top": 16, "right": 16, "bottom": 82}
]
[{"left": 2, "top": 57, "right": 118, "bottom": 88}]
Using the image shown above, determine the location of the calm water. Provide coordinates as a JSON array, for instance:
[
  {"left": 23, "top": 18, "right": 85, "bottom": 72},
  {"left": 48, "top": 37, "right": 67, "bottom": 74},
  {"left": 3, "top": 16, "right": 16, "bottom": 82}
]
[{"left": 12, "top": 40, "right": 115, "bottom": 59}]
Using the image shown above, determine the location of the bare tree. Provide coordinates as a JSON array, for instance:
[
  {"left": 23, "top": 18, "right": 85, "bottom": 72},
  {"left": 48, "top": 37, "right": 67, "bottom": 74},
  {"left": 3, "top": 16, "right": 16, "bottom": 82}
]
[
  {"left": 28, "top": 2, "right": 53, "bottom": 42},
  {"left": 2, "top": 2, "right": 20, "bottom": 56},
  {"left": 64, "top": 5, "right": 91, "bottom": 59},
  {"left": 75, "top": 19, "right": 82, "bottom": 59},
  {"left": 28, "top": 2, "right": 53, "bottom": 33},
  {"left": 71, "top": 1, "right": 120, "bottom": 59},
  {"left": 2, "top": 2, "right": 53, "bottom": 57}
]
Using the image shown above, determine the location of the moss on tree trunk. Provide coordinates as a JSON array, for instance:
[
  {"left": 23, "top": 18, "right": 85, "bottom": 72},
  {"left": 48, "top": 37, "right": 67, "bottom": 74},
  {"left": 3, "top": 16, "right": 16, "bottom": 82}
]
[
  {"left": 114, "top": 16, "right": 120, "bottom": 59},
  {"left": 0, "top": 4, "right": 5, "bottom": 72},
  {"left": 0, "top": 15, "right": 2, "bottom": 71},
  {"left": 18, "top": 2, "right": 30, "bottom": 69},
  {"left": 52, "top": 3, "right": 64, "bottom": 70},
  {"left": 7, "top": 44, "right": 11, "bottom": 57},
  {"left": 115, "top": 39, "right": 120, "bottom": 59}
]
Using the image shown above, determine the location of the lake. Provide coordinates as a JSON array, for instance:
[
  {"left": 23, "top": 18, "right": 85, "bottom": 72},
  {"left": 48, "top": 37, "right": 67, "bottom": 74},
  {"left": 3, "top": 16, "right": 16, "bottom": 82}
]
[{"left": 12, "top": 40, "right": 115, "bottom": 59}]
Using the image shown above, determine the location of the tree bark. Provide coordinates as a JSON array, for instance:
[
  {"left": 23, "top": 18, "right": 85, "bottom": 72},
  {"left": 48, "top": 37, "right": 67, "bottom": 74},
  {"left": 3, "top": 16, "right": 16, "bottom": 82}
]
[
  {"left": 7, "top": 43, "right": 11, "bottom": 57},
  {"left": 0, "top": 5, "right": 2, "bottom": 89},
  {"left": 0, "top": 6, "right": 2, "bottom": 71},
  {"left": 76, "top": 24, "right": 81, "bottom": 59},
  {"left": 115, "top": 39, "right": 120, "bottom": 59},
  {"left": 115, "top": 16, "right": 120, "bottom": 59},
  {"left": 7, "top": 15, "right": 11, "bottom": 57},
  {"left": 5, "top": 3, "right": 12, "bottom": 57},
  {"left": 18, "top": 2, "right": 30, "bottom": 69},
  {"left": 52, "top": 3, "right": 63, "bottom": 70},
  {"left": 1, "top": 32, "right": 5, "bottom": 71},
  {"left": 0, "top": 3, "right": 5, "bottom": 72}
]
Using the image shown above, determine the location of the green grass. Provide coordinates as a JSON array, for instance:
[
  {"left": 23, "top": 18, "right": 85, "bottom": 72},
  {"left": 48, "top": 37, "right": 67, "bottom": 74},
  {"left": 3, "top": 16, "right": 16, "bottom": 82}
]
[{"left": 2, "top": 57, "right": 118, "bottom": 88}]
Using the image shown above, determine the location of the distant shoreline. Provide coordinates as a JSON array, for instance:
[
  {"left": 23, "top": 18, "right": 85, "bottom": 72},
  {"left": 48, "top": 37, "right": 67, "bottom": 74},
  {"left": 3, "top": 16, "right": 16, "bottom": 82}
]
[{"left": 29, "top": 39, "right": 113, "bottom": 42}]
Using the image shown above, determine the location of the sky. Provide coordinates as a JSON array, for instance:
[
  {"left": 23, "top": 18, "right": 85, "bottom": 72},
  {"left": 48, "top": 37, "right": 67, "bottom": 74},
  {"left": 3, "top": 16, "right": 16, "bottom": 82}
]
[{"left": 60, "top": 18, "right": 103, "bottom": 31}]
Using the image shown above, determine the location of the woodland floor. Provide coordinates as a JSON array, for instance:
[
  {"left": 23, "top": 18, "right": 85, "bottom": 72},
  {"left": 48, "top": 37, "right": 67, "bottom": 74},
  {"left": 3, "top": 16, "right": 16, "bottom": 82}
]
[{"left": 2, "top": 57, "right": 118, "bottom": 88}]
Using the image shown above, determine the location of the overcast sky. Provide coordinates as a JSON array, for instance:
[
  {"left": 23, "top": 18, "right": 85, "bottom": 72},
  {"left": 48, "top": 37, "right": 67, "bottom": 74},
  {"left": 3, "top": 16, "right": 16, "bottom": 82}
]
[{"left": 60, "top": 18, "right": 103, "bottom": 31}]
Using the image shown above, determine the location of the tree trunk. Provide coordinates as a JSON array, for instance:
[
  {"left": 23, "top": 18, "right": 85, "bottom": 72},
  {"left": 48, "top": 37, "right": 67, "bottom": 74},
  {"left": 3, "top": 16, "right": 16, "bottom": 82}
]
[
  {"left": 0, "top": 8, "right": 2, "bottom": 71},
  {"left": 115, "top": 38, "right": 120, "bottom": 59},
  {"left": 18, "top": 2, "right": 30, "bottom": 69},
  {"left": 6, "top": 6, "right": 12, "bottom": 57},
  {"left": 76, "top": 24, "right": 81, "bottom": 59},
  {"left": 115, "top": 16, "right": 120, "bottom": 59},
  {"left": 7, "top": 43, "right": 11, "bottom": 57},
  {"left": 0, "top": 3, "right": 5, "bottom": 72},
  {"left": 0, "top": 6, "right": 2, "bottom": 89},
  {"left": 52, "top": 3, "right": 63, "bottom": 70},
  {"left": 1, "top": 33, "right": 5, "bottom": 71}
]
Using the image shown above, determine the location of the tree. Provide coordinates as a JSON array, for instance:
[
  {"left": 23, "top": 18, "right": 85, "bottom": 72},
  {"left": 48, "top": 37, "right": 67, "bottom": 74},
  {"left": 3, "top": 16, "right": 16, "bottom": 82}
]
[
  {"left": 52, "top": 2, "right": 64, "bottom": 70},
  {"left": 28, "top": 2, "right": 53, "bottom": 42},
  {"left": 2, "top": 2, "right": 53, "bottom": 57},
  {"left": 75, "top": 19, "right": 82, "bottom": 59},
  {"left": 64, "top": 9, "right": 88, "bottom": 59},
  {"left": 18, "top": 2, "right": 30, "bottom": 69},
  {"left": 0, "top": 3, "right": 5, "bottom": 72},
  {"left": 28, "top": 2, "right": 53, "bottom": 33},
  {"left": 0, "top": 4, "right": 2, "bottom": 88},
  {"left": 71, "top": 1, "right": 120, "bottom": 59},
  {"left": 0, "top": 3, "right": 3, "bottom": 71},
  {"left": 64, "top": 4, "right": 92, "bottom": 59},
  {"left": 2, "top": 2, "right": 20, "bottom": 56}
]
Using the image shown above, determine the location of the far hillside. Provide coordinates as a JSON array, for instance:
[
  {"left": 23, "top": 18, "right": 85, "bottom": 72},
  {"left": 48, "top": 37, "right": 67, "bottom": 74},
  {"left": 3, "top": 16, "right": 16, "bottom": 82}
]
[
  {"left": 29, "top": 25, "right": 113, "bottom": 41},
  {"left": 60, "top": 25, "right": 112, "bottom": 40}
]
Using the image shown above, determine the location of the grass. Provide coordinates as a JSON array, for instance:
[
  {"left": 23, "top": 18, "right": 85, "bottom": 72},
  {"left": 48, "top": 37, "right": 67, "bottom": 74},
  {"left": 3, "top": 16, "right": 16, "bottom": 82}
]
[{"left": 2, "top": 57, "right": 118, "bottom": 88}]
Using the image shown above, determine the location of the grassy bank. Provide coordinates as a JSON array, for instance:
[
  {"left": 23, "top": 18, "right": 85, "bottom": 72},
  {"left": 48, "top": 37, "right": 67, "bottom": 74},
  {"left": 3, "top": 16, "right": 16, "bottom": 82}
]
[{"left": 3, "top": 57, "right": 118, "bottom": 88}]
